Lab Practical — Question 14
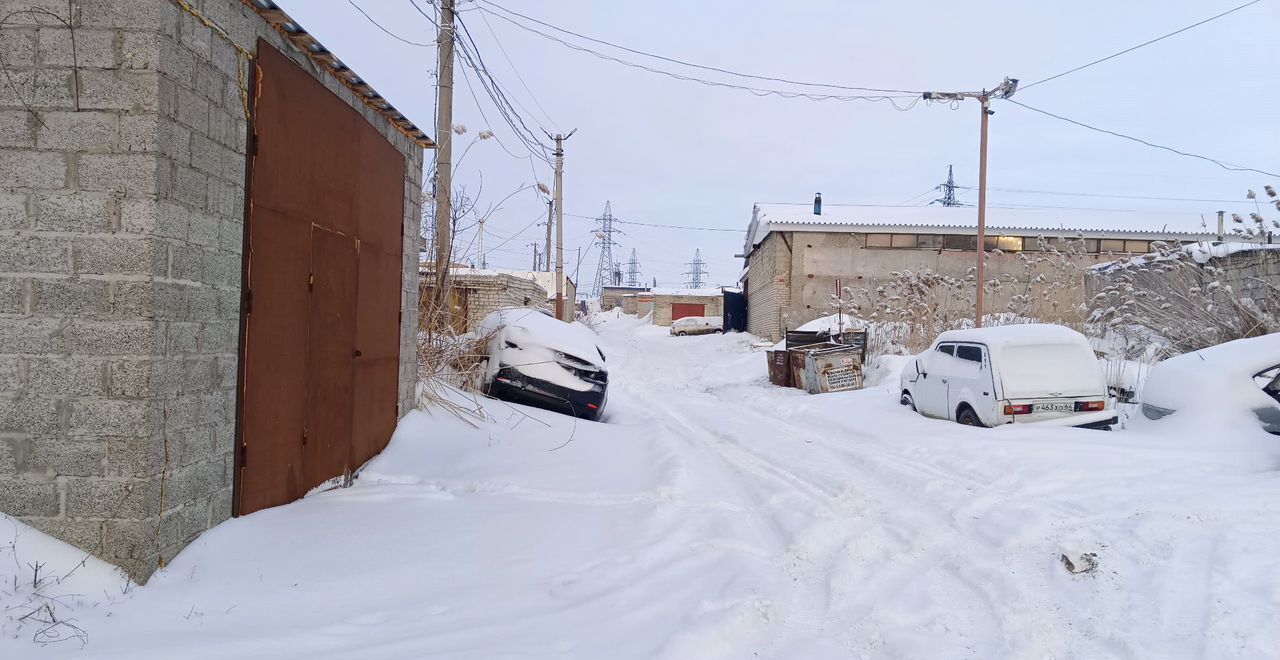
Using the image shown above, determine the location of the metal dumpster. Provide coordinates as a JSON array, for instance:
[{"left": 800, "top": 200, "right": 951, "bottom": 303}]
[
  {"left": 788, "top": 342, "right": 837, "bottom": 391},
  {"left": 803, "top": 344, "right": 864, "bottom": 394},
  {"left": 766, "top": 349, "right": 791, "bottom": 387}
]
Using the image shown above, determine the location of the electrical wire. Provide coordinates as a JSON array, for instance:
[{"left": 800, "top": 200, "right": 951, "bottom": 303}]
[
  {"left": 1005, "top": 99, "right": 1280, "bottom": 178},
  {"left": 476, "top": 0, "right": 922, "bottom": 95},
  {"left": 455, "top": 12, "right": 553, "bottom": 151},
  {"left": 1020, "top": 0, "right": 1265, "bottom": 91},
  {"left": 953, "top": 185, "right": 1250, "bottom": 204},
  {"left": 347, "top": 0, "right": 435, "bottom": 46},
  {"left": 475, "top": 4, "right": 921, "bottom": 107},
  {"left": 475, "top": 6, "right": 560, "bottom": 132}
]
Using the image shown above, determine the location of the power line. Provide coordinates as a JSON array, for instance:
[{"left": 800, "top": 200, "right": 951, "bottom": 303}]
[
  {"left": 1021, "top": 0, "right": 1265, "bottom": 91},
  {"left": 954, "top": 185, "right": 1250, "bottom": 204},
  {"left": 475, "top": 6, "right": 560, "bottom": 132},
  {"left": 1005, "top": 99, "right": 1280, "bottom": 178},
  {"left": 347, "top": 0, "right": 434, "bottom": 47},
  {"left": 565, "top": 213, "right": 745, "bottom": 233},
  {"left": 474, "top": 3, "right": 922, "bottom": 107},
  {"left": 477, "top": 0, "right": 922, "bottom": 95}
]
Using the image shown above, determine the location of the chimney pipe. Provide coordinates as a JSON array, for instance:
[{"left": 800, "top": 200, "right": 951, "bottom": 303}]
[
  {"left": 1216, "top": 210, "right": 1225, "bottom": 242},
  {"left": 814, "top": 192, "right": 822, "bottom": 216}
]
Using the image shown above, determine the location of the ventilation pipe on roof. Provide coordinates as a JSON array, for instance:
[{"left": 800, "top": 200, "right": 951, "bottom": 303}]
[
  {"left": 814, "top": 192, "right": 822, "bottom": 216},
  {"left": 1217, "top": 210, "right": 1225, "bottom": 242}
]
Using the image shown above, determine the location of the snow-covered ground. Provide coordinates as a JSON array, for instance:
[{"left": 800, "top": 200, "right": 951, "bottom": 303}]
[{"left": 5, "top": 314, "right": 1280, "bottom": 659}]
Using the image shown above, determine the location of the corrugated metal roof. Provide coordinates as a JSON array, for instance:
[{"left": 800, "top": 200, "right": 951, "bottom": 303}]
[{"left": 247, "top": 0, "right": 434, "bottom": 149}]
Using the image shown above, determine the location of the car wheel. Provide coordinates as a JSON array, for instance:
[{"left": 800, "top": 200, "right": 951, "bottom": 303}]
[
  {"left": 900, "top": 391, "right": 915, "bottom": 410},
  {"left": 957, "top": 407, "right": 982, "bottom": 427}
]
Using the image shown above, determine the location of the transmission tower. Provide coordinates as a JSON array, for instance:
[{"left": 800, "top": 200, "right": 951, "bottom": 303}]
[
  {"left": 683, "top": 249, "right": 707, "bottom": 289},
  {"left": 625, "top": 249, "right": 640, "bottom": 286},
  {"left": 933, "top": 164, "right": 961, "bottom": 207},
  {"left": 590, "top": 201, "right": 620, "bottom": 297}
]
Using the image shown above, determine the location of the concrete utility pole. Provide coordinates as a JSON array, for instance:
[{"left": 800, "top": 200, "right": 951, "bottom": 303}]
[
  {"left": 528, "top": 242, "right": 541, "bottom": 270},
  {"left": 432, "top": 0, "right": 456, "bottom": 326},
  {"left": 550, "top": 130, "right": 577, "bottom": 320},
  {"left": 922, "top": 77, "right": 1018, "bottom": 328},
  {"left": 477, "top": 217, "right": 485, "bottom": 269},
  {"left": 544, "top": 199, "right": 553, "bottom": 273}
]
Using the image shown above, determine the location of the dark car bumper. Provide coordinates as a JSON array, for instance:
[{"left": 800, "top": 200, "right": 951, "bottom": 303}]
[
  {"left": 488, "top": 366, "right": 607, "bottom": 421},
  {"left": 1075, "top": 416, "right": 1118, "bottom": 430}
]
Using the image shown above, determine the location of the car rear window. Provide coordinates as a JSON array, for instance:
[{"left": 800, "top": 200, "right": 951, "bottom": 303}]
[{"left": 997, "top": 343, "right": 1104, "bottom": 398}]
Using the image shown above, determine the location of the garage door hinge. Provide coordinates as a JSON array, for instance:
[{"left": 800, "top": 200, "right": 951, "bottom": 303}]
[
  {"left": 302, "top": 427, "right": 308, "bottom": 446},
  {"left": 308, "top": 273, "right": 314, "bottom": 290}
]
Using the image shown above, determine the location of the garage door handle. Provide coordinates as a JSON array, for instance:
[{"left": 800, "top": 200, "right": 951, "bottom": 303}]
[{"left": 353, "top": 349, "right": 362, "bottom": 357}]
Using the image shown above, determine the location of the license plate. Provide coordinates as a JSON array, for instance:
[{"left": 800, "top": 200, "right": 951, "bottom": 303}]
[{"left": 1033, "top": 402, "right": 1074, "bottom": 413}]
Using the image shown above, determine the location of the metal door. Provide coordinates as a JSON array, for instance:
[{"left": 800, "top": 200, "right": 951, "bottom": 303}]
[
  {"left": 671, "top": 303, "right": 705, "bottom": 321},
  {"left": 236, "top": 40, "right": 405, "bottom": 515}
]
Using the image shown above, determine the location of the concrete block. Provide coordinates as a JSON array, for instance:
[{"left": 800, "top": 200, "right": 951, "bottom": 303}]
[
  {"left": 205, "top": 176, "right": 240, "bottom": 217},
  {"left": 198, "top": 321, "right": 233, "bottom": 353},
  {"left": 35, "top": 111, "right": 118, "bottom": 151},
  {"left": 37, "top": 27, "right": 116, "bottom": 69},
  {"left": 166, "top": 321, "right": 199, "bottom": 355},
  {"left": 0, "top": 235, "right": 69, "bottom": 273},
  {"left": 163, "top": 392, "right": 222, "bottom": 432},
  {"left": 181, "top": 356, "right": 216, "bottom": 393},
  {"left": 172, "top": 166, "right": 209, "bottom": 210},
  {"left": 190, "top": 133, "right": 227, "bottom": 177},
  {"left": 103, "top": 520, "right": 160, "bottom": 582},
  {"left": 0, "top": 149, "right": 66, "bottom": 189},
  {"left": 34, "top": 190, "right": 114, "bottom": 232},
  {"left": 208, "top": 485, "right": 232, "bottom": 526},
  {"left": 203, "top": 249, "right": 240, "bottom": 287},
  {"left": 0, "top": 70, "right": 75, "bottom": 109},
  {"left": 27, "top": 356, "right": 107, "bottom": 396},
  {"left": 24, "top": 517, "right": 103, "bottom": 554},
  {"left": 31, "top": 277, "right": 111, "bottom": 317},
  {"left": 79, "top": 153, "right": 161, "bottom": 195},
  {"left": 0, "top": 26, "right": 37, "bottom": 66},
  {"left": 0, "top": 395, "right": 59, "bottom": 435},
  {"left": 121, "top": 30, "right": 161, "bottom": 70},
  {"left": 72, "top": 236, "right": 165, "bottom": 275},
  {"left": 168, "top": 425, "right": 212, "bottom": 468},
  {"left": 194, "top": 63, "right": 225, "bottom": 104},
  {"left": 172, "top": 495, "right": 211, "bottom": 541},
  {"left": 0, "top": 356, "right": 19, "bottom": 392},
  {"left": 66, "top": 476, "right": 154, "bottom": 519},
  {"left": 173, "top": 85, "right": 209, "bottom": 133},
  {"left": 166, "top": 458, "right": 223, "bottom": 507},
  {"left": 0, "top": 479, "right": 60, "bottom": 517},
  {"left": 106, "top": 436, "right": 162, "bottom": 478},
  {"left": 176, "top": 10, "right": 212, "bottom": 59},
  {"left": 169, "top": 242, "right": 203, "bottom": 282},
  {"left": 0, "top": 111, "right": 34, "bottom": 148},
  {"left": 78, "top": 70, "right": 161, "bottom": 112},
  {"left": 109, "top": 358, "right": 182, "bottom": 398},
  {"left": 67, "top": 319, "right": 165, "bottom": 356},
  {"left": 69, "top": 398, "right": 160, "bottom": 437},
  {"left": 0, "top": 277, "right": 23, "bottom": 314},
  {"left": 0, "top": 317, "right": 65, "bottom": 353},
  {"left": 0, "top": 192, "right": 27, "bottom": 230},
  {"left": 187, "top": 286, "right": 218, "bottom": 322},
  {"left": 79, "top": 0, "right": 175, "bottom": 31},
  {"left": 26, "top": 436, "right": 108, "bottom": 477},
  {"left": 112, "top": 280, "right": 189, "bottom": 320},
  {"left": 219, "top": 217, "right": 243, "bottom": 254}
]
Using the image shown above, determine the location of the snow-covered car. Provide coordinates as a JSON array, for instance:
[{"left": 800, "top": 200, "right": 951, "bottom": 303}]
[
  {"left": 1139, "top": 333, "right": 1280, "bottom": 435},
  {"left": 899, "top": 324, "right": 1115, "bottom": 429},
  {"left": 478, "top": 308, "right": 609, "bottom": 420},
  {"left": 670, "top": 316, "right": 722, "bottom": 336}
]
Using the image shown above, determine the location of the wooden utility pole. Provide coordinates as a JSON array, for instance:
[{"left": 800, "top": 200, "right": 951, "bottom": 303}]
[
  {"left": 432, "top": 0, "right": 456, "bottom": 325},
  {"left": 544, "top": 199, "right": 553, "bottom": 273},
  {"left": 922, "top": 77, "right": 1017, "bottom": 328},
  {"left": 550, "top": 129, "right": 577, "bottom": 320}
]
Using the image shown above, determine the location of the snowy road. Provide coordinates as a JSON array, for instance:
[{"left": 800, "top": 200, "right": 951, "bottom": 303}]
[{"left": 6, "top": 313, "right": 1280, "bottom": 659}]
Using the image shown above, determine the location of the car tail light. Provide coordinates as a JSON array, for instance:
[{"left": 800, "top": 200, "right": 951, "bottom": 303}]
[
  {"left": 1075, "top": 400, "right": 1105, "bottom": 411},
  {"left": 1003, "top": 404, "right": 1032, "bottom": 415},
  {"left": 586, "top": 403, "right": 599, "bottom": 410}
]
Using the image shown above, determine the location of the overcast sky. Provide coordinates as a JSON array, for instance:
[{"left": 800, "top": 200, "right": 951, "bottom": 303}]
[{"left": 279, "top": 0, "right": 1278, "bottom": 290}]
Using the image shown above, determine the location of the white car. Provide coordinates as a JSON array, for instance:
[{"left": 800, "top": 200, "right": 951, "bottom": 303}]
[
  {"left": 670, "top": 316, "right": 722, "bottom": 336},
  {"left": 1140, "top": 333, "right": 1280, "bottom": 435},
  {"left": 899, "top": 324, "right": 1116, "bottom": 429},
  {"left": 478, "top": 308, "right": 609, "bottom": 420}
]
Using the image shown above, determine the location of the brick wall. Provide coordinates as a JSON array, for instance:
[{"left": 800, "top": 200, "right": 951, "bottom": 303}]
[
  {"left": 652, "top": 294, "right": 724, "bottom": 327},
  {"left": 0, "top": 0, "right": 422, "bottom": 582},
  {"left": 746, "top": 232, "right": 789, "bottom": 340}
]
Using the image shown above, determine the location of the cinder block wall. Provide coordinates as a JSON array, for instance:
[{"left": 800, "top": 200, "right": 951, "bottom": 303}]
[
  {"left": 459, "top": 274, "right": 547, "bottom": 332},
  {"left": 652, "top": 295, "right": 724, "bottom": 326},
  {"left": 0, "top": 0, "right": 422, "bottom": 582}
]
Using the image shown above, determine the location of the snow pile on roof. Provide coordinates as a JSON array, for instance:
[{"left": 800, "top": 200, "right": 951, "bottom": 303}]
[
  {"left": 1094, "top": 240, "right": 1280, "bottom": 272},
  {"left": 651, "top": 287, "right": 722, "bottom": 297},
  {"left": 746, "top": 202, "right": 1218, "bottom": 250}
]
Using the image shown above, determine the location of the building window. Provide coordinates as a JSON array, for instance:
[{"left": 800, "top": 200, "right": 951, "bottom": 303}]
[
  {"left": 917, "top": 234, "right": 943, "bottom": 249},
  {"left": 1099, "top": 239, "right": 1126, "bottom": 253},
  {"left": 994, "top": 236, "right": 1023, "bottom": 251},
  {"left": 943, "top": 234, "right": 976, "bottom": 250},
  {"left": 1124, "top": 240, "right": 1150, "bottom": 253},
  {"left": 891, "top": 234, "right": 917, "bottom": 248},
  {"left": 865, "top": 233, "right": 892, "bottom": 248},
  {"left": 1081, "top": 238, "right": 1100, "bottom": 253}
]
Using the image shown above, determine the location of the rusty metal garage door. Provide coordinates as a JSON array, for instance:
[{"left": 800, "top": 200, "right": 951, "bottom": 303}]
[
  {"left": 235, "top": 41, "right": 405, "bottom": 515},
  {"left": 671, "top": 303, "right": 706, "bottom": 321}
]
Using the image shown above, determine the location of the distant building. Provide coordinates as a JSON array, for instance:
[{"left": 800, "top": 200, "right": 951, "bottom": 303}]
[
  {"left": 740, "top": 203, "right": 1217, "bottom": 341},
  {"left": 651, "top": 288, "right": 725, "bottom": 326},
  {"left": 420, "top": 268, "right": 576, "bottom": 332},
  {"left": 600, "top": 285, "right": 650, "bottom": 311}
]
